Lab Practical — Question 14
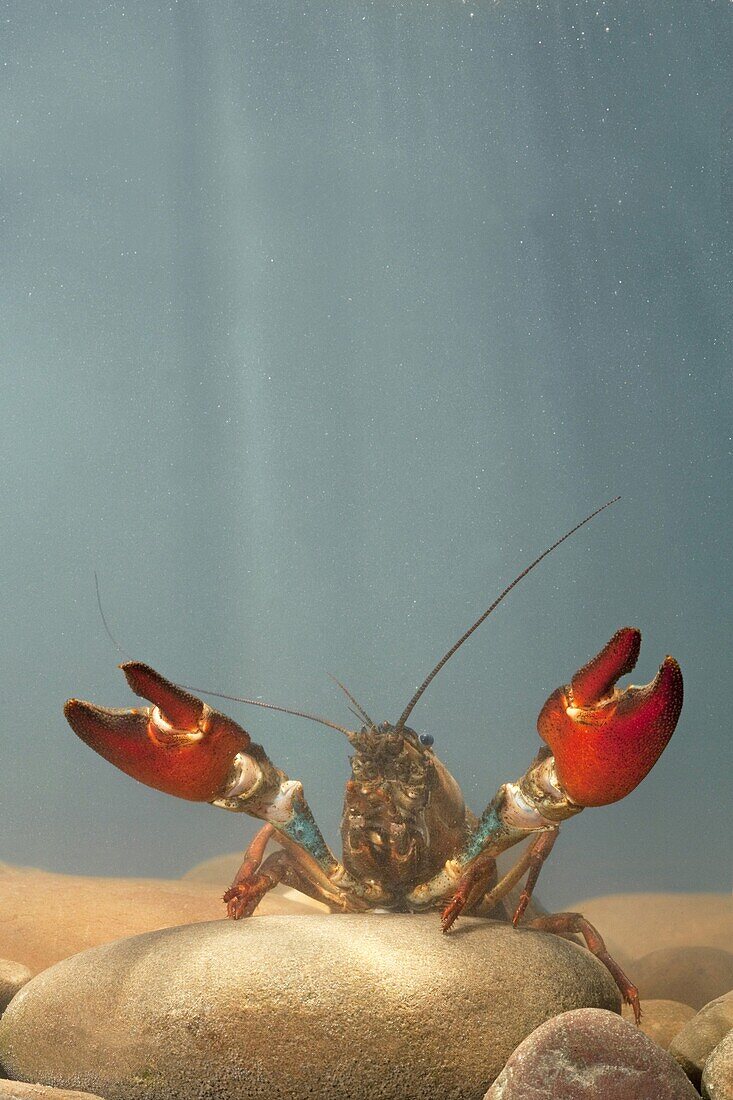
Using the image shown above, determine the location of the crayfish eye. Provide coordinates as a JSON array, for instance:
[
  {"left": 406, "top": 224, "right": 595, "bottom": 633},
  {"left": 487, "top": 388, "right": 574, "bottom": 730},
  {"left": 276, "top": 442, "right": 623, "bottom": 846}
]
[{"left": 419, "top": 733, "right": 434, "bottom": 748}]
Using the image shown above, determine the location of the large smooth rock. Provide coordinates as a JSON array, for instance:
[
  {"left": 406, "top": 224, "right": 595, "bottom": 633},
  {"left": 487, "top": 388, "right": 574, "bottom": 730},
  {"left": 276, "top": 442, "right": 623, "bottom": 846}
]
[
  {"left": 568, "top": 893, "right": 733, "bottom": 962},
  {"left": 702, "top": 1028, "right": 733, "bottom": 1100},
  {"left": 0, "top": 863, "right": 324, "bottom": 975},
  {"left": 0, "top": 914, "right": 621, "bottom": 1100},
  {"left": 634, "top": 947, "right": 733, "bottom": 1011},
  {"left": 483, "top": 1008, "right": 700, "bottom": 1099},
  {"left": 670, "top": 990, "right": 733, "bottom": 1089}
]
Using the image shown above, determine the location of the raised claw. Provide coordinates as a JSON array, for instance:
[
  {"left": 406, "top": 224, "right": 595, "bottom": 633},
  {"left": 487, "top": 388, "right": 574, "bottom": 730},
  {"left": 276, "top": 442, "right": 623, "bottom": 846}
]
[
  {"left": 64, "top": 663, "right": 252, "bottom": 802},
  {"left": 121, "top": 662, "right": 205, "bottom": 730},
  {"left": 537, "top": 628, "right": 683, "bottom": 806}
]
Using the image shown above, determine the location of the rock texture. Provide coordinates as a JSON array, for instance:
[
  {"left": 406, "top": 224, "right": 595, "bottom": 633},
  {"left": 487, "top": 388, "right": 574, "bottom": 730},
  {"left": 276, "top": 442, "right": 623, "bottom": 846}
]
[
  {"left": 670, "top": 990, "right": 733, "bottom": 1089},
  {"left": 0, "top": 1083, "right": 106, "bottom": 1099},
  {"left": 633, "top": 947, "right": 733, "bottom": 1011},
  {"left": 0, "top": 863, "right": 324, "bottom": 974},
  {"left": 621, "top": 999, "right": 696, "bottom": 1050},
  {"left": 0, "top": 914, "right": 621, "bottom": 1100},
  {"left": 483, "top": 1007, "right": 700, "bottom": 1099},
  {"left": 568, "top": 893, "right": 733, "bottom": 963},
  {"left": 0, "top": 964, "right": 32, "bottom": 1017},
  {"left": 701, "top": 1028, "right": 733, "bottom": 1100}
]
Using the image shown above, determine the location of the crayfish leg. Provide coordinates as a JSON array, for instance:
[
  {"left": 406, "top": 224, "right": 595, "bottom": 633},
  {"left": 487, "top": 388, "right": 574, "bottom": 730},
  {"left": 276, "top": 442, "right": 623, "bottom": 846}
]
[
  {"left": 440, "top": 853, "right": 497, "bottom": 932},
  {"left": 223, "top": 824, "right": 371, "bottom": 918},
  {"left": 523, "top": 911, "right": 641, "bottom": 1025},
  {"left": 223, "top": 824, "right": 278, "bottom": 918},
  {"left": 511, "top": 827, "right": 559, "bottom": 926},
  {"left": 442, "top": 828, "right": 560, "bottom": 933}
]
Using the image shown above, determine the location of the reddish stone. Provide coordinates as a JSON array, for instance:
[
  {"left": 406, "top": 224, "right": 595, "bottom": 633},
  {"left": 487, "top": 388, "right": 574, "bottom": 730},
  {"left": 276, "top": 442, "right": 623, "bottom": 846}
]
[{"left": 484, "top": 1008, "right": 699, "bottom": 1099}]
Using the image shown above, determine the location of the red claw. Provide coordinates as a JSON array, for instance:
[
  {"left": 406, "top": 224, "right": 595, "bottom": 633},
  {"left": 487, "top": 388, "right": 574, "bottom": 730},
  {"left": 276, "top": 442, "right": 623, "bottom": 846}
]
[
  {"left": 537, "top": 629, "right": 683, "bottom": 807},
  {"left": 570, "top": 627, "right": 641, "bottom": 707},
  {"left": 121, "top": 662, "right": 205, "bottom": 730},
  {"left": 64, "top": 664, "right": 251, "bottom": 802}
]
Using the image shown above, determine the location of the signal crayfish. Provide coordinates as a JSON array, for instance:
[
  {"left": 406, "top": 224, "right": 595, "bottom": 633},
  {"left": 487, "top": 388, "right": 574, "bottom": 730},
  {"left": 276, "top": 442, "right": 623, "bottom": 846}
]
[{"left": 64, "top": 500, "right": 683, "bottom": 1023}]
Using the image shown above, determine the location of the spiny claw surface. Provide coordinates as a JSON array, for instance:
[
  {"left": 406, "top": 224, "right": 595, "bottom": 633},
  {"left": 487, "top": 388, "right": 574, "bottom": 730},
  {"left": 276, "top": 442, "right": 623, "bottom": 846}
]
[
  {"left": 570, "top": 627, "right": 641, "bottom": 707},
  {"left": 64, "top": 664, "right": 252, "bottom": 802},
  {"left": 537, "top": 629, "right": 683, "bottom": 806},
  {"left": 121, "top": 662, "right": 205, "bottom": 730}
]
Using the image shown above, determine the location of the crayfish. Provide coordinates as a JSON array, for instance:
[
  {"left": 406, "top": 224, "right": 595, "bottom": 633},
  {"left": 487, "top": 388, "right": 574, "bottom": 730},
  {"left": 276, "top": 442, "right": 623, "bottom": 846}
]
[{"left": 64, "top": 500, "right": 683, "bottom": 1023}]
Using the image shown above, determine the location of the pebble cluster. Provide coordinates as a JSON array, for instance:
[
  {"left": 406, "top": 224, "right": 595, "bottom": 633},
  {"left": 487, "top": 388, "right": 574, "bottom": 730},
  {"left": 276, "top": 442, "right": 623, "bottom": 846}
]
[{"left": 0, "top": 858, "right": 729, "bottom": 1099}]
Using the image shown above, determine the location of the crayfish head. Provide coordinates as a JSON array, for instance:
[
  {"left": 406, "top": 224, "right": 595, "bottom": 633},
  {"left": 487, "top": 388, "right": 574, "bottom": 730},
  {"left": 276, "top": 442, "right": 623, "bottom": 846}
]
[
  {"left": 341, "top": 721, "right": 436, "bottom": 888},
  {"left": 64, "top": 662, "right": 253, "bottom": 802},
  {"left": 537, "top": 628, "right": 683, "bottom": 807},
  {"left": 348, "top": 722, "right": 430, "bottom": 812}
]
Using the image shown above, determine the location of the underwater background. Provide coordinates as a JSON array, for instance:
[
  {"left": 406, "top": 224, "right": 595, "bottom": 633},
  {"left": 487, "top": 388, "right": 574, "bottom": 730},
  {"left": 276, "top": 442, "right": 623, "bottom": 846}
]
[{"left": 2, "top": 0, "right": 731, "bottom": 911}]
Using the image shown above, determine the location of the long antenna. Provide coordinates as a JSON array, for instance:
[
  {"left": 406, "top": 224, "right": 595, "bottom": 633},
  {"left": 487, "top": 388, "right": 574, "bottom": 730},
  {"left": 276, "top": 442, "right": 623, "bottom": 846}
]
[
  {"left": 177, "top": 683, "right": 357, "bottom": 740},
  {"left": 394, "top": 497, "right": 620, "bottom": 732},
  {"left": 95, "top": 571, "right": 129, "bottom": 658},
  {"left": 94, "top": 573, "right": 355, "bottom": 739},
  {"left": 328, "top": 674, "right": 374, "bottom": 726}
]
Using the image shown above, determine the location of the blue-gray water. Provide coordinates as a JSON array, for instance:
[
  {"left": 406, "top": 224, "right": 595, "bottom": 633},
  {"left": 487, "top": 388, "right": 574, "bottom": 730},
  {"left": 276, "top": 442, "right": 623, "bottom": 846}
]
[{"left": 3, "top": 1, "right": 731, "bottom": 911}]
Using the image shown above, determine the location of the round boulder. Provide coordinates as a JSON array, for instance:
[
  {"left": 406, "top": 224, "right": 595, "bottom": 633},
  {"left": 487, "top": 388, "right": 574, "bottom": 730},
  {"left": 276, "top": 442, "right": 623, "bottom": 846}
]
[
  {"left": 670, "top": 990, "right": 733, "bottom": 1089},
  {"left": 0, "top": 914, "right": 621, "bottom": 1100},
  {"left": 567, "top": 894, "right": 733, "bottom": 962},
  {"left": 0, "top": 961, "right": 32, "bottom": 1016},
  {"left": 701, "top": 1027, "right": 733, "bottom": 1100},
  {"left": 483, "top": 1007, "right": 700, "bottom": 1099},
  {"left": 634, "top": 947, "right": 733, "bottom": 1011}
]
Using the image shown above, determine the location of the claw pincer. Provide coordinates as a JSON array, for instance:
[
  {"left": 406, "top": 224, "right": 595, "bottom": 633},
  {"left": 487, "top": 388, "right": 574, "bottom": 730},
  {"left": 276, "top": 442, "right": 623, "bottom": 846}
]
[
  {"left": 64, "top": 662, "right": 260, "bottom": 803},
  {"left": 537, "top": 629, "right": 684, "bottom": 806},
  {"left": 64, "top": 662, "right": 371, "bottom": 904},
  {"left": 407, "top": 628, "right": 683, "bottom": 918}
]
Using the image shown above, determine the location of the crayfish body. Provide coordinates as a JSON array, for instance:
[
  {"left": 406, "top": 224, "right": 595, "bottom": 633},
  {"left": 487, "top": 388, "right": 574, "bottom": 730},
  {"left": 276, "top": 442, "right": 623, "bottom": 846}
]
[
  {"left": 63, "top": 501, "right": 683, "bottom": 1023},
  {"left": 342, "top": 722, "right": 468, "bottom": 896}
]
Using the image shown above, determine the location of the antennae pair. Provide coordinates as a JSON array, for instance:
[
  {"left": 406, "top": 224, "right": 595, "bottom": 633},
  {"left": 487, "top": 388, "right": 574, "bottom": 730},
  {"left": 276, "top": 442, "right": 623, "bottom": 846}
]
[{"left": 94, "top": 497, "right": 620, "bottom": 741}]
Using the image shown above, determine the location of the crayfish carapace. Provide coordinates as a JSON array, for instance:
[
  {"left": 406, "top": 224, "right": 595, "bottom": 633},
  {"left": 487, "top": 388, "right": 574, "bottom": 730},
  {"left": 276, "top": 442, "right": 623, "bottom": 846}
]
[{"left": 64, "top": 499, "right": 683, "bottom": 1023}]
